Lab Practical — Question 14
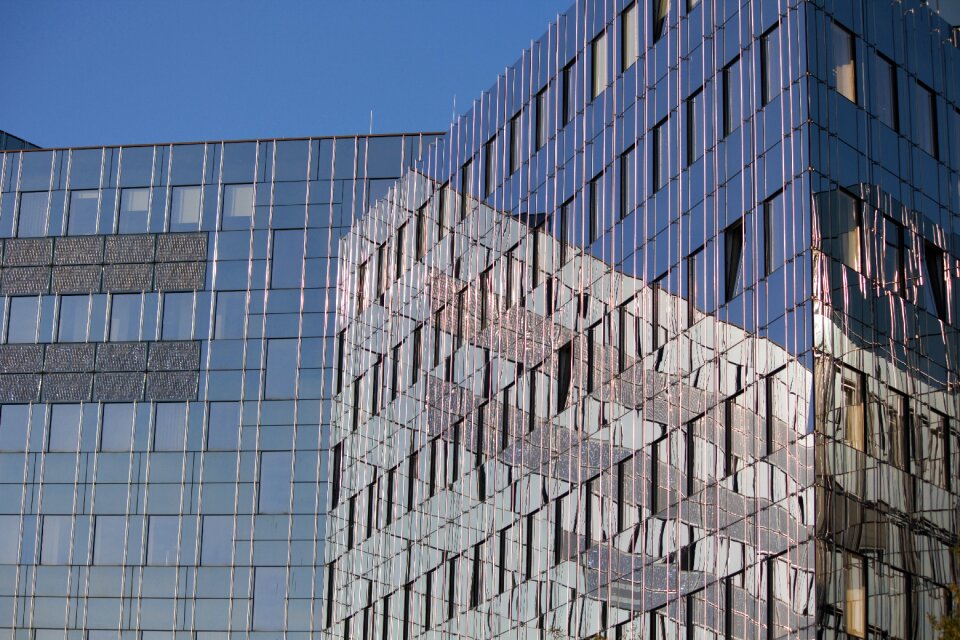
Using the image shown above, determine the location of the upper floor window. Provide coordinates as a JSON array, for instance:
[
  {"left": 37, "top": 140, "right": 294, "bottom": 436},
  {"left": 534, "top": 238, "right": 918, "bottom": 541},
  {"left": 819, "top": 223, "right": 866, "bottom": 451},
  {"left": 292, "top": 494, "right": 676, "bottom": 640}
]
[
  {"left": 110, "top": 293, "right": 142, "bottom": 342},
  {"left": 484, "top": 137, "right": 497, "bottom": 196},
  {"left": 685, "top": 88, "right": 704, "bottom": 166},
  {"left": 724, "top": 219, "right": 744, "bottom": 302},
  {"left": 763, "top": 190, "right": 785, "bottom": 275},
  {"left": 459, "top": 158, "right": 473, "bottom": 219},
  {"left": 760, "top": 25, "right": 780, "bottom": 106},
  {"left": 535, "top": 86, "right": 549, "bottom": 149},
  {"left": 619, "top": 146, "right": 636, "bottom": 220},
  {"left": 924, "top": 241, "right": 948, "bottom": 321},
  {"left": 510, "top": 112, "right": 522, "bottom": 174},
  {"left": 222, "top": 183, "right": 254, "bottom": 229},
  {"left": 915, "top": 82, "right": 939, "bottom": 159},
  {"left": 58, "top": 295, "right": 90, "bottom": 342},
  {"left": 652, "top": 117, "right": 669, "bottom": 192},
  {"left": 592, "top": 32, "right": 608, "bottom": 99},
  {"left": 17, "top": 191, "right": 48, "bottom": 237},
  {"left": 119, "top": 188, "right": 150, "bottom": 233},
  {"left": 562, "top": 61, "right": 576, "bottom": 125},
  {"left": 588, "top": 174, "right": 602, "bottom": 243},
  {"left": 816, "top": 189, "right": 861, "bottom": 272},
  {"left": 170, "top": 185, "right": 202, "bottom": 231},
  {"left": 873, "top": 52, "right": 899, "bottom": 131},
  {"left": 68, "top": 190, "right": 100, "bottom": 235},
  {"left": 7, "top": 296, "right": 39, "bottom": 344},
  {"left": 653, "top": 0, "right": 670, "bottom": 43},
  {"left": 621, "top": 3, "right": 639, "bottom": 72},
  {"left": 831, "top": 22, "right": 857, "bottom": 103}
]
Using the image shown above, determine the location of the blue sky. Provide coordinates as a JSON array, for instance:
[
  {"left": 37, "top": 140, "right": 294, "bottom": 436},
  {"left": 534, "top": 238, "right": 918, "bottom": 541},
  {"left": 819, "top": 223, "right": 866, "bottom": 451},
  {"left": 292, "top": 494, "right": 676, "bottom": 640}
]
[{"left": 1, "top": 1, "right": 570, "bottom": 148}]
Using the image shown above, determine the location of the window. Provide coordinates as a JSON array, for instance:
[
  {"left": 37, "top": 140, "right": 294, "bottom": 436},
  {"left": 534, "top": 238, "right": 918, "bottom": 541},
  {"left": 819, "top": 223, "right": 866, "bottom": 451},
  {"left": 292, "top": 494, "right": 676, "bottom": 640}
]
[
  {"left": 687, "top": 249, "right": 701, "bottom": 325},
  {"left": 763, "top": 190, "right": 785, "bottom": 275},
  {"left": 592, "top": 32, "right": 608, "bottom": 99},
  {"left": 535, "top": 87, "right": 549, "bottom": 149},
  {"left": 58, "top": 295, "right": 90, "bottom": 342},
  {"left": 874, "top": 53, "right": 899, "bottom": 130},
  {"left": 356, "top": 261, "right": 367, "bottom": 313},
  {"left": 253, "top": 567, "right": 286, "bottom": 631},
  {"left": 93, "top": 515, "right": 126, "bottom": 565},
  {"left": 722, "top": 57, "right": 742, "bottom": 137},
  {"left": 214, "top": 291, "right": 246, "bottom": 339},
  {"left": 100, "top": 403, "right": 135, "bottom": 451},
  {"left": 845, "top": 554, "right": 867, "bottom": 638},
  {"left": 619, "top": 146, "right": 635, "bottom": 220},
  {"left": 459, "top": 159, "right": 473, "bottom": 219},
  {"left": 147, "top": 515, "right": 179, "bottom": 565},
  {"left": 831, "top": 22, "right": 857, "bottom": 103},
  {"left": 259, "top": 451, "right": 292, "bottom": 513},
  {"left": 559, "top": 198, "right": 572, "bottom": 265},
  {"left": 266, "top": 338, "right": 299, "bottom": 398},
  {"left": 621, "top": 3, "right": 638, "bottom": 71},
  {"left": 588, "top": 174, "right": 601, "bottom": 243},
  {"left": 841, "top": 366, "right": 866, "bottom": 451},
  {"left": 206, "top": 402, "right": 240, "bottom": 450},
  {"left": 377, "top": 243, "right": 388, "bottom": 297},
  {"left": 271, "top": 229, "right": 305, "bottom": 289},
  {"left": 509, "top": 112, "right": 522, "bottom": 173},
  {"left": 222, "top": 183, "right": 254, "bottom": 229},
  {"left": 724, "top": 219, "right": 744, "bottom": 301},
  {"left": 170, "top": 185, "right": 202, "bottom": 231},
  {"left": 109, "top": 294, "right": 142, "bottom": 341},
  {"left": 162, "top": 292, "right": 194, "bottom": 340},
  {"left": 881, "top": 216, "right": 905, "bottom": 295},
  {"left": 48, "top": 404, "right": 81, "bottom": 453},
  {"left": 68, "top": 190, "right": 99, "bottom": 235},
  {"left": 201, "top": 515, "right": 233, "bottom": 565},
  {"left": 470, "top": 544, "right": 482, "bottom": 607},
  {"left": 153, "top": 403, "right": 187, "bottom": 451},
  {"left": 484, "top": 137, "right": 497, "bottom": 196},
  {"left": 816, "top": 189, "right": 861, "bottom": 271},
  {"left": 41, "top": 515, "right": 72, "bottom": 564},
  {"left": 118, "top": 187, "right": 149, "bottom": 233},
  {"left": 395, "top": 223, "right": 406, "bottom": 279},
  {"left": 7, "top": 296, "right": 39, "bottom": 343},
  {"left": 915, "top": 82, "right": 939, "bottom": 158},
  {"left": 924, "top": 241, "right": 948, "bottom": 321},
  {"left": 685, "top": 88, "right": 703, "bottom": 166},
  {"left": 653, "top": 0, "right": 670, "bottom": 43},
  {"left": 415, "top": 204, "right": 427, "bottom": 261},
  {"left": 17, "top": 191, "right": 49, "bottom": 237},
  {"left": 410, "top": 326, "right": 422, "bottom": 386},
  {"left": 561, "top": 63, "right": 577, "bottom": 128},
  {"left": 761, "top": 25, "right": 780, "bottom": 106},
  {"left": 0, "top": 405, "right": 29, "bottom": 452},
  {"left": 652, "top": 117, "right": 668, "bottom": 192}
]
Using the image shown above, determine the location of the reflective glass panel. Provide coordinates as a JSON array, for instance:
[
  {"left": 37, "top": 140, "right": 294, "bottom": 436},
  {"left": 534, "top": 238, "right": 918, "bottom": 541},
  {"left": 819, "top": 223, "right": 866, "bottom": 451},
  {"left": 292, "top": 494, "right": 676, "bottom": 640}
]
[
  {"left": 118, "top": 187, "right": 150, "bottom": 233},
  {"left": 153, "top": 403, "right": 187, "bottom": 451},
  {"left": 146, "top": 516, "right": 179, "bottom": 565},
  {"left": 222, "top": 183, "right": 254, "bottom": 229},
  {"left": 48, "top": 404, "right": 81, "bottom": 452},
  {"left": 170, "top": 185, "right": 202, "bottom": 231},
  {"left": 214, "top": 292, "right": 246, "bottom": 339},
  {"left": 207, "top": 402, "right": 240, "bottom": 450},
  {"left": 162, "top": 292, "right": 194, "bottom": 340},
  {"left": 8, "top": 296, "right": 40, "bottom": 343},
  {"left": 58, "top": 295, "right": 90, "bottom": 342},
  {"left": 41, "top": 515, "right": 71, "bottom": 564},
  {"left": 17, "top": 191, "right": 48, "bottom": 237},
  {"left": 201, "top": 516, "right": 233, "bottom": 565},
  {"left": 100, "top": 403, "right": 134, "bottom": 451},
  {"left": 109, "top": 294, "right": 142, "bottom": 341},
  {"left": 0, "top": 404, "right": 30, "bottom": 452},
  {"left": 93, "top": 515, "right": 126, "bottom": 565}
]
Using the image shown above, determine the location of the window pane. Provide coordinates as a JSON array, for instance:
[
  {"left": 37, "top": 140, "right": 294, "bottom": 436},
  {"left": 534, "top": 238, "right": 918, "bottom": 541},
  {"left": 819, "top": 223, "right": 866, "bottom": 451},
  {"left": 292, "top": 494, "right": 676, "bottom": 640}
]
[
  {"left": 93, "top": 516, "right": 126, "bottom": 565},
  {"left": 762, "top": 27, "right": 780, "bottom": 105},
  {"left": 58, "top": 295, "right": 90, "bottom": 342},
  {"left": 0, "top": 405, "right": 30, "bottom": 452},
  {"left": 653, "top": 119, "right": 668, "bottom": 191},
  {"left": 915, "top": 83, "right": 938, "bottom": 157},
  {"left": 68, "top": 190, "right": 100, "bottom": 235},
  {"left": 110, "top": 294, "right": 142, "bottom": 341},
  {"left": 258, "top": 451, "right": 292, "bottom": 513},
  {"left": 592, "top": 32, "right": 608, "bottom": 98},
  {"left": 214, "top": 291, "right": 246, "bottom": 339},
  {"left": 170, "top": 185, "right": 202, "bottom": 231},
  {"left": 41, "top": 515, "right": 72, "bottom": 565},
  {"left": 266, "top": 338, "right": 298, "bottom": 399},
  {"left": 153, "top": 403, "right": 187, "bottom": 451},
  {"left": 17, "top": 191, "right": 49, "bottom": 237},
  {"left": 100, "top": 403, "right": 134, "bottom": 452},
  {"left": 831, "top": 22, "right": 856, "bottom": 102},
  {"left": 207, "top": 402, "right": 241, "bottom": 450},
  {"left": 271, "top": 230, "right": 306, "bottom": 289},
  {"left": 253, "top": 567, "right": 286, "bottom": 630},
  {"left": 620, "top": 147, "right": 635, "bottom": 219},
  {"left": 118, "top": 188, "right": 150, "bottom": 233},
  {"left": 686, "top": 89, "right": 703, "bottom": 166},
  {"left": 48, "top": 404, "right": 81, "bottom": 453},
  {"left": 222, "top": 183, "right": 254, "bottom": 229},
  {"left": 147, "top": 515, "right": 179, "bottom": 565},
  {"left": 621, "top": 3, "right": 638, "bottom": 71},
  {"left": 722, "top": 57, "right": 742, "bottom": 136},
  {"left": 201, "top": 515, "right": 233, "bottom": 565},
  {"left": 8, "top": 296, "right": 40, "bottom": 343},
  {"left": 764, "top": 191, "right": 785, "bottom": 274},
  {"left": 0, "top": 516, "right": 20, "bottom": 563},
  {"left": 653, "top": 0, "right": 670, "bottom": 42},
  {"left": 162, "top": 292, "right": 194, "bottom": 340}
]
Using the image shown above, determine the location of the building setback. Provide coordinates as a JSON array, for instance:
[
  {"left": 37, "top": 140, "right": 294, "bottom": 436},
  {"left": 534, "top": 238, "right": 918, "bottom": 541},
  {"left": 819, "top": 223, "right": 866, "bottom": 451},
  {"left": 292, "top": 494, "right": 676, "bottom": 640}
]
[
  {"left": 326, "top": 1, "right": 960, "bottom": 639},
  {"left": 0, "top": 133, "right": 440, "bottom": 638}
]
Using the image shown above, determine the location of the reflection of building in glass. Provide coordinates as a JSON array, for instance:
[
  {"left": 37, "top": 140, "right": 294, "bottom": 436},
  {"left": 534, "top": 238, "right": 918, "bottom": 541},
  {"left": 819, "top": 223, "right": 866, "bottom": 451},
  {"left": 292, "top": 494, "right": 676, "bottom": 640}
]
[
  {"left": 326, "top": 1, "right": 960, "bottom": 638},
  {"left": 0, "top": 130, "right": 38, "bottom": 151},
  {"left": 0, "top": 133, "right": 440, "bottom": 637}
]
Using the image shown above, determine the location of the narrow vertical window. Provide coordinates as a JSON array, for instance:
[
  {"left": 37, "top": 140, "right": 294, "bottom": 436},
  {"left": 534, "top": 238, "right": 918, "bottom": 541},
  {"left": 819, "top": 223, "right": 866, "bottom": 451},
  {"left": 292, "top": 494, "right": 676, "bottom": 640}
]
[
  {"left": 556, "top": 341, "right": 572, "bottom": 413},
  {"left": 841, "top": 366, "right": 867, "bottom": 452},
  {"left": 652, "top": 117, "right": 668, "bottom": 192},
  {"left": 553, "top": 499, "right": 563, "bottom": 565},
  {"left": 589, "top": 174, "right": 601, "bottom": 243},
  {"left": 390, "top": 344, "right": 400, "bottom": 401},
  {"left": 687, "top": 249, "right": 700, "bottom": 326},
  {"left": 509, "top": 112, "right": 522, "bottom": 174},
  {"left": 356, "top": 262, "right": 367, "bottom": 313},
  {"left": 653, "top": 0, "right": 670, "bottom": 43},
  {"left": 377, "top": 244, "right": 388, "bottom": 297},
  {"left": 616, "top": 458, "right": 627, "bottom": 531},
  {"left": 484, "top": 137, "right": 497, "bottom": 196},
  {"left": 559, "top": 198, "right": 572, "bottom": 264},
  {"left": 874, "top": 53, "right": 899, "bottom": 131},
  {"left": 407, "top": 452, "right": 417, "bottom": 510},
  {"left": 410, "top": 325, "right": 422, "bottom": 386},
  {"left": 394, "top": 223, "right": 406, "bottom": 280},
  {"left": 563, "top": 60, "right": 576, "bottom": 124},
  {"left": 370, "top": 356, "right": 381, "bottom": 415},
  {"left": 460, "top": 158, "right": 473, "bottom": 219},
  {"left": 619, "top": 146, "right": 635, "bottom": 220},
  {"left": 415, "top": 203, "right": 427, "bottom": 261},
  {"left": 925, "top": 241, "right": 948, "bottom": 320},
  {"left": 524, "top": 513, "right": 534, "bottom": 579},
  {"left": 586, "top": 322, "right": 598, "bottom": 394},
  {"left": 763, "top": 190, "right": 784, "bottom": 275},
  {"left": 447, "top": 557, "right": 457, "bottom": 619},
  {"left": 347, "top": 497, "right": 356, "bottom": 549},
  {"left": 469, "top": 543, "right": 481, "bottom": 607},
  {"left": 424, "top": 571, "right": 433, "bottom": 629},
  {"left": 336, "top": 330, "right": 346, "bottom": 395},
  {"left": 724, "top": 218, "right": 744, "bottom": 301},
  {"left": 385, "top": 467, "right": 395, "bottom": 526},
  {"left": 592, "top": 32, "right": 608, "bottom": 99},
  {"left": 497, "top": 528, "right": 507, "bottom": 594},
  {"left": 761, "top": 26, "right": 780, "bottom": 106},
  {"left": 845, "top": 554, "right": 867, "bottom": 638},
  {"left": 882, "top": 217, "right": 905, "bottom": 295},
  {"left": 916, "top": 82, "right": 939, "bottom": 158},
  {"left": 527, "top": 367, "right": 538, "bottom": 433},
  {"left": 831, "top": 22, "right": 857, "bottom": 103},
  {"left": 621, "top": 3, "right": 639, "bottom": 72},
  {"left": 331, "top": 443, "right": 343, "bottom": 508},
  {"left": 685, "top": 88, "right": 703, "bottom": 166},
  {"left": 722, "top": 57, "right": 740, "bottom": 137},
  {"left": 535, "top": 87, "right": 549, "bottom": 149},
  {"left": 817, "top": 189, "right": 862, "bottom": 271}
]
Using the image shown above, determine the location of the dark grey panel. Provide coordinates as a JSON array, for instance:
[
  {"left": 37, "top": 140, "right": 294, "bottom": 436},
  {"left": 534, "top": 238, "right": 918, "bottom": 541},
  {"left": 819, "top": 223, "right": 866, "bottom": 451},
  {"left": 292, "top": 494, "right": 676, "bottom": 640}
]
[
  {"left": 154, "top": 262, "right": 205, "bottom": 291},
  {"left": 0, "top": 374, "right": 41, "bottom": 402},
  {"left": 93, "top": 372, "right": 144, "bottom": 401},
  {"left": 148, "top": 341, "right": 200, "bottom": 371},
  {"left": 96, "top": 343, "right": 147, "bottom": 372},
  {"left": 145, "top": 371, "right": 199, "bottom": 401},
  {"left": 102, "top": 263, "right": 153, "bottom": 292},
  {"left": 51, "top": 265, "right": 102, "bottom": 294},
  {"left": 44, "top": 344, "right": 96, "bottom": 372},
  {"left": 0, "top": 345, "right": 44, "bottom": 373},
  {"left": 156, "top": 233, "right": 207, "bottom": 262},
  {"left": 104, "top": 235, "right": 156, "bottom": 264},
  {"left": 1, "top": 267, "right": 50, "bottom": 295},
  {"left": 42, "top": 373, "right": 93, "bottom": 402},
  {"left": 3, "top": 238, "right": 53, "bottom": 266},
  {"left": 54, "top": 236, "right": 104, "bottom": 265}
]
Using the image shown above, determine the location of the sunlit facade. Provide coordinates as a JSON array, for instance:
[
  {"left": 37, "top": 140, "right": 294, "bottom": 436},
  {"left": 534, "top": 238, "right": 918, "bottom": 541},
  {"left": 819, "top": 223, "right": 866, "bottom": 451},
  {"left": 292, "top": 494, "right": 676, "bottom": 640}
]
[{"left": 326, "top": 1, "right": 960, "bottom": 639}]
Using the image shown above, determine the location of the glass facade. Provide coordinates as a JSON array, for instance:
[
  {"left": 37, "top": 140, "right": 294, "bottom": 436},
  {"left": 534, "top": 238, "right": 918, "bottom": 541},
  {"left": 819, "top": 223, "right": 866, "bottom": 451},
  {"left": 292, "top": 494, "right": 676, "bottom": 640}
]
[
  {"left": 0, "top": 133, "right": 441, "bottom": 638},
  {"left": 327, "top": 2, "right": 960, "bottom": 640}
]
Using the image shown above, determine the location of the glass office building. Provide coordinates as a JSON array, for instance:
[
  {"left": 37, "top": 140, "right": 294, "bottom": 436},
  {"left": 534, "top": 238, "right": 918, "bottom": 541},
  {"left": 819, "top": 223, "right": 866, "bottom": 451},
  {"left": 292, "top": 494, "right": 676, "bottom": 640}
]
[
  {"left": 0, "top": 133, "right": 441, "bottom": 639},
  {"left": 327, "top": 1, "right": 960, "bottom": 639}
]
